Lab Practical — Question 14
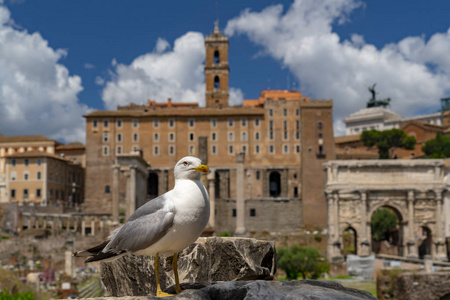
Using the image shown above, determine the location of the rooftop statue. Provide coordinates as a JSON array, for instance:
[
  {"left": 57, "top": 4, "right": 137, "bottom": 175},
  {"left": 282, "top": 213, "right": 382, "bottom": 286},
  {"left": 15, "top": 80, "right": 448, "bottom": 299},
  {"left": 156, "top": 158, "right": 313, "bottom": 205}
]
[{"left": 367, "top": 83, "right": 391, "bottom": 108}]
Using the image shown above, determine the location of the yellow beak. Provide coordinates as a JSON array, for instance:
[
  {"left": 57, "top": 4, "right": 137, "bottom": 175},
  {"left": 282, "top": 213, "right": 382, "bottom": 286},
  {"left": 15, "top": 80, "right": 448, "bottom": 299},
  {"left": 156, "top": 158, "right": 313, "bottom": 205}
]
[{"left": 194, "top": 164, "right": 209, "bottom": 174}]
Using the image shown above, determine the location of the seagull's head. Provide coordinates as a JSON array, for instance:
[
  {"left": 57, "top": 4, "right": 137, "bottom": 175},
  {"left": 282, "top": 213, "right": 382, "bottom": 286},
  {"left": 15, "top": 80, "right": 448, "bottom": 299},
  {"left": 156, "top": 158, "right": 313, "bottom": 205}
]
[{"left": 174, "top": 156, "right": 209, "bottom": 180}]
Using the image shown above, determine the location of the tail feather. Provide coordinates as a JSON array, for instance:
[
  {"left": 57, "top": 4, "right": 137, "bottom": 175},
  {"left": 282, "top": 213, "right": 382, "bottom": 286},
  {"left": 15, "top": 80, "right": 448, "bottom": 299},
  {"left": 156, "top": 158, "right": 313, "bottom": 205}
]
[
  {"left": 73, "top": 240, "right": 109, "bottom": 257},
  {"left": 74, "top": 240, "right": 127, "bottom": 263}
]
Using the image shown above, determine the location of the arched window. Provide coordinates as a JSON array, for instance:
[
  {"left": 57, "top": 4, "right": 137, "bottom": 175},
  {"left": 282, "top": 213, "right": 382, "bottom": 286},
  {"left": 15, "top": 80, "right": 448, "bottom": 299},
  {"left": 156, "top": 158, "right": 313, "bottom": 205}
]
[
  {"left": 214, "top": 50, "right": 220, "bottom": 64},
  {"left": 269, "top": 171, "right": 281, "bottom": 197},
  {"left": 214, "top": 76, "right": 220, "bottom": 89}
]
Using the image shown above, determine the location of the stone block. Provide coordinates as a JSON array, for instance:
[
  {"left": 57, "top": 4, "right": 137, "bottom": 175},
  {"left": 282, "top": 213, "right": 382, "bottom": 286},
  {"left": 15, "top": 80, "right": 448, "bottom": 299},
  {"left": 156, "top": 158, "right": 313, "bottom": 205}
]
[{"left": 100, "top": 237, "right": 276, "bottom": 297}]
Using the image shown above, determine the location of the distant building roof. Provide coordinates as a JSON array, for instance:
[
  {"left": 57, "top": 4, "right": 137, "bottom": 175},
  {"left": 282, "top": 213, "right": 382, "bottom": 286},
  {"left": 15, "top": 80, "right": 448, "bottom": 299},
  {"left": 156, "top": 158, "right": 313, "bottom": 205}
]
[
  {"left": 5, "top": 150, "right": 69, "bottom": 162},
  {"left": 243, "top": 90, "right": 311, "bottom": 107},
  {"left": 118, "top": 98, "right": 199, "bottom": 111},
  {"left": 335, "top": 134, "right": 361, "bottom": 144},
  {"left": 0, "top": 135, "right": 58, "bottom": 144},
  {"left": 344, "top": 107, "right": 403, "bottom": 124},
  {"left": 56, "top": 142, "right": 85, "bottom": 151}
]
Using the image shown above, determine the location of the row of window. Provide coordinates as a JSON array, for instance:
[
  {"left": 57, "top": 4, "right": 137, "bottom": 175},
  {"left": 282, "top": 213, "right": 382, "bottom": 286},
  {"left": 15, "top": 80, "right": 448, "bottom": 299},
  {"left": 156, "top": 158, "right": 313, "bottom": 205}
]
[
  {"left": 10, "top": 158, "right": 43, "bottom": 167},
  {"left": 104, "top": 130, "right": 302, "bottom": 145},
  {"left": 104, "top": 144, "right": 302, "bottom": 157},
  {"left": 268, "top": 108, "right": 300, "bottom": 117},
  {"left": 10, "top": 188, "right": 67, "bottom": 201},
  {"left": 231, "top": 208, "right": 257, "bottom": 217},
  {"left": 94, "top": 118, "right": 262, "bottom": 129}
]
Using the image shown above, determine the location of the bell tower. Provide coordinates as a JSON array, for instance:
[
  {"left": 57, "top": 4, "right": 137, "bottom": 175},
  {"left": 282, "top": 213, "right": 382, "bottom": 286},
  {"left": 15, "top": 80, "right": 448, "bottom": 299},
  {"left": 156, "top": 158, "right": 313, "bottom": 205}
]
[{"left": 205, "top": 21, "right": 229, "bottom": 108}]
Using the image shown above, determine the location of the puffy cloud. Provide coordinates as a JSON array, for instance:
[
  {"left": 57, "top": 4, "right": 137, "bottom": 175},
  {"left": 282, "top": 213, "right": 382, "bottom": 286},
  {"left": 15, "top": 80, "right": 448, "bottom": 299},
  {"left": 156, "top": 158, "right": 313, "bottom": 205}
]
[
  {"left": 225, "top": 0, "right": 450, "bottom": 135},
  {"left": 101, "top": 31, "right": 244, "bottom": 109},
  {"left": 0, "top": 4, "right": 88, "bottom": 143}
]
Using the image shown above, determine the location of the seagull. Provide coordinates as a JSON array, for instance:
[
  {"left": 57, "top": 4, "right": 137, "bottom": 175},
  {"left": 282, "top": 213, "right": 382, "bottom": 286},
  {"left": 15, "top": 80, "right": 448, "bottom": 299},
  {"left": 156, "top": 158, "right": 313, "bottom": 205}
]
[{"left": 74, "top": 156, "right": 210, "bottom": 297}]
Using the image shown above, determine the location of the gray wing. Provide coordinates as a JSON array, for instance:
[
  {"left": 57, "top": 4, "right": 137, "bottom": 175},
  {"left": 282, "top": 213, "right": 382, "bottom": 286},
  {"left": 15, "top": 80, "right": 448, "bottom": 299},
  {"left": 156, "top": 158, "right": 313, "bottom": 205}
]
[
  {"left": 127, "top": 194, "right": 167, "bottom": 222},
  {"left": 103, "top": 195, "right": 174, "bottom": 253}
]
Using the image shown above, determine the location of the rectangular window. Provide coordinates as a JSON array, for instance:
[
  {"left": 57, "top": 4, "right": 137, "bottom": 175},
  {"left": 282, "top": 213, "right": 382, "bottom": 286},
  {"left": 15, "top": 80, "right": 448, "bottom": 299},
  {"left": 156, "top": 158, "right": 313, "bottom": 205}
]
[
  {"left": 117, "top": 146, "right": 122, "bottom": 154},
  {"left": 255, "top": 145, "right": 260, "bottom": 154},
  {"left": 255, "top": 118, "right": 260, "bottom": 126},
  {"left": 154, "top": 133, "right": 159, "bottom": 142},
  {"left": 296, "top": 120, "right": 300, "bottom": 129},
  {"left": 212, "top": 132, "right": 217, "bottom": 141},
  {"left": 11, "top": 159, "right": 16, "bottom": 167},
  {"left": 212, "top": 145, "right": 217, "bottom": 154},
  {"left": 284, "top": 131, "right": 288, "bottom": 140},
  {"left": 133, "top": 119, "right": 139, "bottom": 127},
  {"left": 269, "top": 131, "right": 274, "bottom": 140},
  {"left": 241, "top": 132, "right": 247, "bottom": 141},
  {"left": 269, "top": 145, "right": 274, "bottom": 154},
  {"left": 242, "top": 145, "right": 247, "bottom": 153},
  {"left": 103, "top": 132, "right": 109, "bottom": 142},
  {"left": 37, "top": 159, "right": 41, "bottom": 166},
  {"left": 250, "top": 208, "right": 256, "bottom": 217},
  {"left": 23, "top": 189, "right": 28, "bottom": 199},
  {"left": 37, "top": 171, "right": 41, "bottom": 180},
  {"left": 232, "top": 209, "right": 236, "bottom": 217},
  {"left": 211, "top": 119, "right": 217, "bottom": 127},
  {"left": 154, "top": 119, "right": 159, "bottom": 127},
  {"left": 169, "top": 119, "right": 175, "bottom": 127},
  {"left": 103, "top": 146, "right": 109, "bottom": 156},
  {"left": 133, "top": 133, "right": 138, "bottom": 142},
  {"left": 229, "top": 145, "right": 234, "bottom": 154},
  {"left": 296, "top": 109, "right": 299, "bottom": 116},
  {"left": 269, "top": 120, "right": 273, "bottom": 129},
  {"left": 228, "top": 132, "right": 234, "bottom": 141},
  {"left": 228, "top": 119, "right": 234, "bottom": 127},
  {"left": 117, "top": 120, "right": 122, "bottom": 127},
  {"left": 154, "top": 146, "right": 159, "bottom": 155},
  {"left": 24, "top": 172, "right": 29, "bottom": 180},
  {"left": 296, "top": 145, "right": 300, "bottom": 153},
  {"left": 189, "top": 119, "right": 195, "bottom": 127},
  {"left": 283, "top": 109, "right": 287, "bottom": 116},
  {"left": 283, "top": 144, "right": 289, "bottom": 154},
  {"left": 169, "top": 133, "right": 174, "bottom": 142},
  {"left": 256, "top": 171, "right": 260, "bottom": 180},
  {"left": 269, "top": 109, "right": 273, "bottom": 117},
  {"left": 169, "top": 145, "right": 174, "bottom": 155},
  {"left": 296, "top": 131, "right": 300, "bottom": 140},
  {"left": 241, "top": 119, "right": 247, "bottom": 127},
  {"left": 93, "top": 120, "right": 98, "bottom": 128},
  {"left": 189, "top": 145, "right": 195, "bottom": 155},
  {"left": 10, "top": 189, "right": 15, "bottom": 198},
  {"left": 189, "top": 133, "right": 195, "bottom": 141},
  {"left": 11, "top": 171, "right": 16, "bottom": 181},
  {"left": 283, "top": 120, "right": 287, "bottom": 130},
  {"left": 255, "top": 132, "right": 260, "bottom": 141},
  {"left": 24, "top": 159, "right": 29, "bottom": 167},
  {"left": 117, "top": 133, "right": 122, "bottom": 142},
  {"left": 103, "top": 120, "right": 109, "bottom": 127}
]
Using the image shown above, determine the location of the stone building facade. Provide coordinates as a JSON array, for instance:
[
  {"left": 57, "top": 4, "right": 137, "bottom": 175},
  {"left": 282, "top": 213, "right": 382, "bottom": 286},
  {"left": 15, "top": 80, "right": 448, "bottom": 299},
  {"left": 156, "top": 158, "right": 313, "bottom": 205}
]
[
  {"left": 324, "top": 159, "right": 449, "bottom": 262},
  {"left": 83, "top": 25, "right": 336, "bottom": 234}
]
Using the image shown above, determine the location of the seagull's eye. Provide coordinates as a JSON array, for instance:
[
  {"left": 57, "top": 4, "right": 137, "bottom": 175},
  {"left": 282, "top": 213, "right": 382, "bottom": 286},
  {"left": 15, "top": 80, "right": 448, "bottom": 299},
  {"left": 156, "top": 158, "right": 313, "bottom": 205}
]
[{"left": 183, "top": 161, "right": 188, "bottom": 166}]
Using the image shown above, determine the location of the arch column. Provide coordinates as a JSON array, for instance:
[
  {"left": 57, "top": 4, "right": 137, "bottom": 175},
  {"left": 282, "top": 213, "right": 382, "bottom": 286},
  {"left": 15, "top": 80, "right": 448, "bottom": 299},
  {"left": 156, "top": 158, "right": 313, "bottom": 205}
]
[
  {"left": 207, "top": 170, "right": 215, "bottom": 230},
  {"left": 434, "top": 190, "right": 447, "bottom": 260},
  {"left": 406, "top": 190, "right": 418, "bottom": 259},
  {"left": 327, "top": 191, "right": 342, "bottom": 262},
  {"left": 112, "top": 164, "right": 120, "bottom": 224},
  {"left": 359, "top": 190, "right": 370, "bottom": 256}
]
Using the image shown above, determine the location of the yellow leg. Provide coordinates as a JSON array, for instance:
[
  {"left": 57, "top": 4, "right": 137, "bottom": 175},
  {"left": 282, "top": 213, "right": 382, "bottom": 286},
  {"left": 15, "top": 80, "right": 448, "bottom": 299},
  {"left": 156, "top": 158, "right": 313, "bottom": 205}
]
[
  {"left": 172, "top": 253, "right": 182, "bottom": 294},
  {"left": 154, "top": 253, "right": 172, "bottom": 297}
]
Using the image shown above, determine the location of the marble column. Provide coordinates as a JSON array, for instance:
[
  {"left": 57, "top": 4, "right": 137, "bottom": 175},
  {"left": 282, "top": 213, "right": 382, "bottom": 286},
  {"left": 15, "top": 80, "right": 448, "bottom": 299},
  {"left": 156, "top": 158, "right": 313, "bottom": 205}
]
[
  {"left": 328, "top": 192, "right": 343, "bottom": 262},
  {"left": 207, "top": 171, "right": 215, "bottom": 230},
  {"left": 434, "top": 190, "right": 447, "bottom": 260},
  {"left": 359, "top": 191, "right": 370, "bottom": 256},
  {"left": 406, "top": 190, "right": 418, "bottom": 258},
  {"left": 235, "top": 153, "right": 246, "bottom": 235},
  {"left": 127, "top": 166, "right": 137, "bottom": 220},
  {"left": 112, "top": 164, "right": 120, "bottom": 224}
]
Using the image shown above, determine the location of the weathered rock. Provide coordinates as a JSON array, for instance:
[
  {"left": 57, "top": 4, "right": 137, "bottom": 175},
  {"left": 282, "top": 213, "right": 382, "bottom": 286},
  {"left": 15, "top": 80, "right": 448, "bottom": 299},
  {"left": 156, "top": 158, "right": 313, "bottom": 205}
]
[
  {"left": 393, "top": 272, "right": 450, "bottom": 300},
  {"left": 100, "top": 237, "right": 276, "bottom": 297},
  {"left": 82, "top": 280, "right": 377, "bottom": 300}
]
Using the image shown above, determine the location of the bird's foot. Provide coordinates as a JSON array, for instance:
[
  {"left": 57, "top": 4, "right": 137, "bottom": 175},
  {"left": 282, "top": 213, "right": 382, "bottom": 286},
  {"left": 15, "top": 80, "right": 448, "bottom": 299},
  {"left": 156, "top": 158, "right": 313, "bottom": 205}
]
[{"left": 156, "top": 290, "right": 174, "bottom": 297}]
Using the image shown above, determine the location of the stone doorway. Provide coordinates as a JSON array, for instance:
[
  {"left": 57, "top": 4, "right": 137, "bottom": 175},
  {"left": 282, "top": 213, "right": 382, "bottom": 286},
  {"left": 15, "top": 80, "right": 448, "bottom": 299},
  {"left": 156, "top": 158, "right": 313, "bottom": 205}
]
[
  {"left": 418, "top": 226, "right": 432, "bottom": 259},
  {"left": 147, "top": 172, "right": 159, "bottom": 200}
]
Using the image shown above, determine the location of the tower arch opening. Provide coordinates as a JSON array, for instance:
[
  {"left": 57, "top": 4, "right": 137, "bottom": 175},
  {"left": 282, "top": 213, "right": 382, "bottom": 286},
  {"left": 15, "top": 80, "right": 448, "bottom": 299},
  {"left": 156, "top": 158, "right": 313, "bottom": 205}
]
[
  {"left": 214, "top": 50, "right": 220, "bottom": 64},
  {"left": 214, "top": 76, "right": 220, "bottom": 89}
]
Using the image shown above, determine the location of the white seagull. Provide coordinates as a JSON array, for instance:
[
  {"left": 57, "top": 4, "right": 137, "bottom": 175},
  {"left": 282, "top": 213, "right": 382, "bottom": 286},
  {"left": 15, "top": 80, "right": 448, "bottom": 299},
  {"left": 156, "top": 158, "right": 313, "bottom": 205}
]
[{"left": 74, "top": 156, "right": 210, "bottom": 297}]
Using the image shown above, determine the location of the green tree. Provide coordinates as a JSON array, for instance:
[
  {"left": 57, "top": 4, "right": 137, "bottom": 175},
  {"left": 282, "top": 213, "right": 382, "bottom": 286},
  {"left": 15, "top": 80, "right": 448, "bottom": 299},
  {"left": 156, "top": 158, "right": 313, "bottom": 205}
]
[
  {"left": 371, "top": 208, "right": 398, "bottom": 242},
  {"left": 361, "top": 129, "right": 416, "bottom": 159},
  {"left": 277, "top": 245, "right": 330, "bottom": 280},
  {"left": 422, "top": 132, "right": 450, "bottom": 158}
]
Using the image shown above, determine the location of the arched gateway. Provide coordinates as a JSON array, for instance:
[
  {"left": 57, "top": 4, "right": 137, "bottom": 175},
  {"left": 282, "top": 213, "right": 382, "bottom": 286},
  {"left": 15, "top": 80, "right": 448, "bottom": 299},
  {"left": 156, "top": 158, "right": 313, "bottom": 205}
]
[{"left": 324, "top": 159, "right": 447, "bottom": 262}]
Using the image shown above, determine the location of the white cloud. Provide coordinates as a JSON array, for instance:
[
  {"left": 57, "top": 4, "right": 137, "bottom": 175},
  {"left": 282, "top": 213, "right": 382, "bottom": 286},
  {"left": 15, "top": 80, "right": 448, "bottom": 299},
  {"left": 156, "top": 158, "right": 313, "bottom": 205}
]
[
  {"left": 84, "top": 62, "right": 95, "bottom": 69},
  {"left": 101, "top": 31, "right": 244, "bottom": 109},
  {"left": 0, "top": 4, "right": 89, "bottom": 143},
  {"left": 225, "top": 0, "right": 450, "bottom": 136}
]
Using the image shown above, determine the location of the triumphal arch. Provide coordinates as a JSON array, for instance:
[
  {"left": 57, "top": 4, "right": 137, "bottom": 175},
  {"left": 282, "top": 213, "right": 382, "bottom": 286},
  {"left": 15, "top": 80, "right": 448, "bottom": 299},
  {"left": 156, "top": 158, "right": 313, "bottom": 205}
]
[{"left": 324, "top": 159, "right": 448, "bottom": 262}]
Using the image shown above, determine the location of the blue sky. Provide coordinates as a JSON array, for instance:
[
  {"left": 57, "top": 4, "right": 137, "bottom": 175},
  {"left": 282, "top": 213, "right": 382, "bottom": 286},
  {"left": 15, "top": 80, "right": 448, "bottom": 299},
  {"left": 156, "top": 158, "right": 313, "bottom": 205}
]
[{"left": 1, "top": 0, "right": 450, "bottom": 143}]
